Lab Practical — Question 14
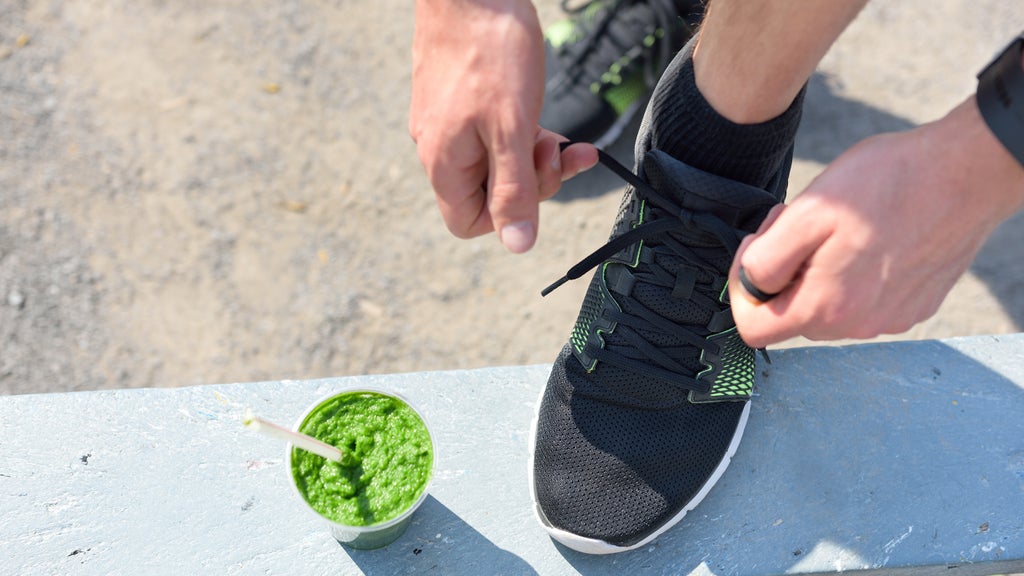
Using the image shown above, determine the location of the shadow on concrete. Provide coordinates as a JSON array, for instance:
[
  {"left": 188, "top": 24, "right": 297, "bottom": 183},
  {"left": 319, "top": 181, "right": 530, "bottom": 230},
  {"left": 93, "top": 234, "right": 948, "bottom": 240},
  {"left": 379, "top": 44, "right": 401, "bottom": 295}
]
[
  {"left": 552, "top": 340, "right": 1024, "bottom": 575},
  {"left": 346, "top": 495, "right": 538, "bottom": 576}
]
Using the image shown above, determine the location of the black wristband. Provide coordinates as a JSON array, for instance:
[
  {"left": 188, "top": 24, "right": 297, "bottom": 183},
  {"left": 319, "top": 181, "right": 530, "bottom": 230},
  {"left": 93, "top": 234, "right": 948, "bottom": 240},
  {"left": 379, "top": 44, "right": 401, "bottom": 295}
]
[{"left": 977, "top": 34, "right": 1024, "bottom": 169}]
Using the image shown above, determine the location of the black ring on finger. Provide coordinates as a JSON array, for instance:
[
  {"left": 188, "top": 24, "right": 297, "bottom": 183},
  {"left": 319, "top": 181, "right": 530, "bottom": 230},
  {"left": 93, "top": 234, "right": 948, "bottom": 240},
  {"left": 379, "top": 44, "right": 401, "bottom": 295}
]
[{"left": 738, "top": 265, "right": 781, "bottom": 303}]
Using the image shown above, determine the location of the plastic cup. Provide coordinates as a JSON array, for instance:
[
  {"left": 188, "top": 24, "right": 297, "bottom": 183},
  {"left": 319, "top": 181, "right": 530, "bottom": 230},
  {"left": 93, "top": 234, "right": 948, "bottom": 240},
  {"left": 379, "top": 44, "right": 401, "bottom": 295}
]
[{"left": 286, "top": 388, "right": 434, "bottom": 549}]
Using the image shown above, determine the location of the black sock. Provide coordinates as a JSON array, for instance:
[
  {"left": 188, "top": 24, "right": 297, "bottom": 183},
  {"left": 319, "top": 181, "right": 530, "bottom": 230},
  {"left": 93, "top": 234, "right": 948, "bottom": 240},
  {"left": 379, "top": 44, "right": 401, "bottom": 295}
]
[{"left": 635, "top": 39, "right": 805, "bottom": 196}]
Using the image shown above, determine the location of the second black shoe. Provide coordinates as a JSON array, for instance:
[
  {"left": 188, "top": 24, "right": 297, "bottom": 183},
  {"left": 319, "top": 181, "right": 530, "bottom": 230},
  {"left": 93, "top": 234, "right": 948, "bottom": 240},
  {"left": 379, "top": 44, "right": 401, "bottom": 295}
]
[{"left": 541, "top": 0, "right": 705, "bottom": 147}]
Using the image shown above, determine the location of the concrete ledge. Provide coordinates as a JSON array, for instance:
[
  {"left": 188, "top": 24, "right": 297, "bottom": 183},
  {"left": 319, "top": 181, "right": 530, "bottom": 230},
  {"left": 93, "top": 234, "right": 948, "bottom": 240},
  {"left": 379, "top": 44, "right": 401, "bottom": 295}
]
[{"left": 3, "top": 335, "right": 1024, "bottom": 575}]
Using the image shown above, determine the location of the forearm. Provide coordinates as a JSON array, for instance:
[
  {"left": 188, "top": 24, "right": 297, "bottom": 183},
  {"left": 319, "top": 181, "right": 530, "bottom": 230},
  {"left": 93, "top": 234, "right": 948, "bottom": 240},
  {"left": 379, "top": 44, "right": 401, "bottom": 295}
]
[
  {"left": 967, "top": 43, "right": 1024, "bottom": 218},
  {"left": 920, "top": 40, "right": 1024, "bottom": 236},
  {"left": 693, "top": 0, "right": 868, "bottom": 124},
  {"left": 938, "top": 88, "right": 1024, "bottom": 229}
]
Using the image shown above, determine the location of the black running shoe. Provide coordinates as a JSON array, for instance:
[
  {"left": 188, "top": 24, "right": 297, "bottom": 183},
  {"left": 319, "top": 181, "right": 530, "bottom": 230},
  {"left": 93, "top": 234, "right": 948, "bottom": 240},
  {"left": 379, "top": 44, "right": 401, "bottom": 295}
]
[
  {"left": 529, "top": 142, "right": 791, "bottom": 553},
  {"left": 541, "top": 0, "right": 704, "bottom": 147}
]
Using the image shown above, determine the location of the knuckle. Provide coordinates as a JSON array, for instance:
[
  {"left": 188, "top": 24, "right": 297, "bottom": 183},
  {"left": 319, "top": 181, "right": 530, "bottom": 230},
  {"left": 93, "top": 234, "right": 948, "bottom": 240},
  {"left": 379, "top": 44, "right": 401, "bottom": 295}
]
[
  {"left": 444, "top": 210, "right": 485, "bottom": 239},
  {"left": 487, "top": 181, "right": 536, "bottom": 218},
  {"left": 848, "top": 323, "right": 881, "bottom": 340},
  {"left": 449, "top": 226, "right": 476, "bottom": 240},
  {"left": 488, "top": 179, "right": 528, "bottom": 200}
]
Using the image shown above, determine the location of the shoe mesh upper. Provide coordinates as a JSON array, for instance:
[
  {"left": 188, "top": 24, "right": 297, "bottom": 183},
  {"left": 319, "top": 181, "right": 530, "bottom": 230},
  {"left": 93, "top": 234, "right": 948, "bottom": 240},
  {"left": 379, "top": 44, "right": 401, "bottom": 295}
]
[
  {"left": 570, "top": 272, "right": 607, "bottom": 358},
  {"left": 534, "top": 148, "right": 784, "bottom": 548},
  {"left": 535, "top": 345, "right": 747, "bottom": 546}
]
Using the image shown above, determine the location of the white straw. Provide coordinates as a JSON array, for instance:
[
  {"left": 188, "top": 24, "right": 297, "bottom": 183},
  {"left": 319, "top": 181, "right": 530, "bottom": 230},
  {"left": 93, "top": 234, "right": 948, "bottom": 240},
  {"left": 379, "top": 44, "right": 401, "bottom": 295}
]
[{"left": 243, "top": 408, "right": 343, "bottom": 462}]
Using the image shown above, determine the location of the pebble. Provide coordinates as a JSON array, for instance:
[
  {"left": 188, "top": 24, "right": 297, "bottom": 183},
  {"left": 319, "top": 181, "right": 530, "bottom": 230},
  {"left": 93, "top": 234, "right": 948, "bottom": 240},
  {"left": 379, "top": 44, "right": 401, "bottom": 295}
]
[{"left": 7, "top": 289, "right": 25, "bottom": 309}]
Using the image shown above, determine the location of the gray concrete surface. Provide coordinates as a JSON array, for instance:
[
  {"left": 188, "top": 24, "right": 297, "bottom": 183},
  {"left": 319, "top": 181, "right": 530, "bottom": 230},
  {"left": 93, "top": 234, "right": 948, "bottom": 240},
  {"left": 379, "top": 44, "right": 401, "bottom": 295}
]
[
  {"left": 3, "top": 335, "right": 1024, "bottom": 575},
  {"left": 2, "top": 2, "right": 1024, "bottom": 395}
]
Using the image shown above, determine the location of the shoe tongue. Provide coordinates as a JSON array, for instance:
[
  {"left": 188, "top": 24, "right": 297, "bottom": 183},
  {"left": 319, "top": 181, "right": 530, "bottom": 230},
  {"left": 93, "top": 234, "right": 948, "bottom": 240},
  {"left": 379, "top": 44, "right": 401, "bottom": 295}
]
[{"left": 640, "top": 149, "right": 778, "bottom": 234}]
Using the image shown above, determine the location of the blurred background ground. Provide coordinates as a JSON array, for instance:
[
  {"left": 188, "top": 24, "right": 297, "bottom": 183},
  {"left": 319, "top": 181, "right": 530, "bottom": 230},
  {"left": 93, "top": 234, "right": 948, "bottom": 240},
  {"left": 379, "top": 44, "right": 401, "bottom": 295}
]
[{"left": 1, "top": 0, "right": 1023, "bottom": 395}]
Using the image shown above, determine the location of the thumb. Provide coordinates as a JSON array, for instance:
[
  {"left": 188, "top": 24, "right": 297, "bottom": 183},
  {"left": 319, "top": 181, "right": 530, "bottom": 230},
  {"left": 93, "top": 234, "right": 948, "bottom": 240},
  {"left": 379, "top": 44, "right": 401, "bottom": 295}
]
[{"left": 487, "top": 129, "right": 540, "bottom": 253}]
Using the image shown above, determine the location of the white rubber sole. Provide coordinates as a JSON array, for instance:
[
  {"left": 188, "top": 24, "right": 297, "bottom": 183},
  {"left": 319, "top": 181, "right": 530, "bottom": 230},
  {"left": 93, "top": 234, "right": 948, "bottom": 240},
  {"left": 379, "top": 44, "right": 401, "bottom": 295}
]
[{"left": 527, "top": 386, "right": 752, "bottom": 555}]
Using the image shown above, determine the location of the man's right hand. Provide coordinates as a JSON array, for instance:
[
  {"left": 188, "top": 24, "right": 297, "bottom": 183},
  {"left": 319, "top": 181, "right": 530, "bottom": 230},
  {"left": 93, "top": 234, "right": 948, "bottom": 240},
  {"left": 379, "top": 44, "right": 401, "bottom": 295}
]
[{"left": 410, "top": 0, "right": 596, "bottom": 253}]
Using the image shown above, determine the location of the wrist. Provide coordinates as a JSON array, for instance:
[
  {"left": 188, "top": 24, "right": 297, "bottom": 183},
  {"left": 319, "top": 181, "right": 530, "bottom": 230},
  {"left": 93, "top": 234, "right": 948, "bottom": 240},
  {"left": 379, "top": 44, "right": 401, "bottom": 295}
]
[
  {"left": 976, "top": 34, "right": 1024, "bottom": 170},
  {"left": 934, "top": 95, "right": 1024, "bottom": 222}
]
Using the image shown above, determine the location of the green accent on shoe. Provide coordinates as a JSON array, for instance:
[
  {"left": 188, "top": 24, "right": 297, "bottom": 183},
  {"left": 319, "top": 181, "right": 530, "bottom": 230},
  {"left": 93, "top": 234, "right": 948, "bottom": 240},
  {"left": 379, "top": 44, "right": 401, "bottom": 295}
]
[
  {"left": 602, "top": 70, "right": 647, "bottom": 115},
  {"left": 570, "top": 268, "right": 606, "bottom": 357},
  {"left": 691, "top": 328, "right": 756, "bottom": 403},
  {"left": 570, "top": 197, "right": 648, "bottom": 371},
  {"left": 544, "top": 0, "right": 611, "bottom": 48},
  {"left": 709, "top": 330, "right": 756, "bottom": 399},
  {"left": 545, "top": 19, "right": 577, "bottom": 49}
]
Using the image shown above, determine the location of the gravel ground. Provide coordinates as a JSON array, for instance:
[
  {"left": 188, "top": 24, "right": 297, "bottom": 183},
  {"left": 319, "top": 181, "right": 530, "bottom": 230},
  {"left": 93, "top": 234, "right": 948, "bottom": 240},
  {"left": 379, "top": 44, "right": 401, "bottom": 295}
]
[{"left": 2, "top": 0, "right": 1023, "bottom": 395}]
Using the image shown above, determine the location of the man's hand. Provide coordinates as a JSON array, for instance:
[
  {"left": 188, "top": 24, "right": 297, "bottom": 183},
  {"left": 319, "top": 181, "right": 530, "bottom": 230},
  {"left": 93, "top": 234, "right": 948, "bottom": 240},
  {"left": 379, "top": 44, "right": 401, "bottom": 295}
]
[
  {"left": 410, "top": 0, "right": 597, "bottom": 253},
  {"left": 730, "top": 96, "right": 1024, "bottom": 348}
]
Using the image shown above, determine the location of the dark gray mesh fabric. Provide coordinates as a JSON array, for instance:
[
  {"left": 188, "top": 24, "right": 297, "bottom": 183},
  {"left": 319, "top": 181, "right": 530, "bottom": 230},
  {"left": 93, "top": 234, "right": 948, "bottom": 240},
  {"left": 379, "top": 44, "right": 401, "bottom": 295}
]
[
  {"left": 534, "top": 152, "right": 778, "bottom": 545},
  {"left": 535, "top": 345, "right": 746, "bottom": 546},
  {"left": 571, "top": 272, "right": 607, "bottom": 357},
  {"left": 533, "top": 38, "right": 803, "bottom": 549}
]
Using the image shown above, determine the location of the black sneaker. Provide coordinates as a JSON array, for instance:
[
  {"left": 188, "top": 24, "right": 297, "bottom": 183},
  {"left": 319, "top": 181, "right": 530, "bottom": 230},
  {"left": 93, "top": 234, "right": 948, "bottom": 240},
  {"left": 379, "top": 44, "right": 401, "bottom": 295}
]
[
  {"left": 528, "top": 142, "right": 791, "bottom": 553},
  {"left": 541, "top": 0, "right": 704, "bottom": 147}
]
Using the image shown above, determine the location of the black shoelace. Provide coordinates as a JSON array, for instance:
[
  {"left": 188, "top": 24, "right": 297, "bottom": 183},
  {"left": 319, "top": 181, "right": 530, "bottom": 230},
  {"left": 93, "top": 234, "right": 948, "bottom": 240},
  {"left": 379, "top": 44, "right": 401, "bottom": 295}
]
[
  {"left": 550, "top": 0, "right": 692, "bottom": 95},
  {"left": 543, "top": 144, "right": 755, "bottom": 394}
]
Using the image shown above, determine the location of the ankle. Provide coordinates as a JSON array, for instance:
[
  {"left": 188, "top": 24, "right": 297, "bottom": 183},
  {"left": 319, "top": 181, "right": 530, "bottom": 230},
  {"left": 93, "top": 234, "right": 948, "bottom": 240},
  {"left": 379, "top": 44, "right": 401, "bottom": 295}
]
[
  {"left": 642, "top": 45, "right": 804, "bottom": 192},
  {"left": 691, "top": 0, "right": 866, "bottom": 124}
]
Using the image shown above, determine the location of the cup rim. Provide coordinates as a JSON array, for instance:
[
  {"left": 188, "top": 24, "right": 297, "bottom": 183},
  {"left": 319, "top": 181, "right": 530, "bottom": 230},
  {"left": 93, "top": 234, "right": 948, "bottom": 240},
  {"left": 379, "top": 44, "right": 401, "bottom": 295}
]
[{"left": 286, "top": 387, "right": 435, "bottom": 532}]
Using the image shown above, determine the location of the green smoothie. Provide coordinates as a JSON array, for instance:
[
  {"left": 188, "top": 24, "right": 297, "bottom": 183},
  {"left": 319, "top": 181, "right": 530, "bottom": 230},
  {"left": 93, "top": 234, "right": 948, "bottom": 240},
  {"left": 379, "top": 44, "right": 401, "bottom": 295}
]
[{"left": 290, "top": 391, "right": 433, "bottom": 526}]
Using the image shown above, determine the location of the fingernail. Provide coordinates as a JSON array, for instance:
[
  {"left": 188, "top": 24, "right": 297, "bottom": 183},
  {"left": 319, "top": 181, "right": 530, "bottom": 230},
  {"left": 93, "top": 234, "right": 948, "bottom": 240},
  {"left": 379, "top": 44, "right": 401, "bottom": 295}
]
[
  {"left": 500, "top": 221, "right": 535, "bottom": 253},
  {"left": 550, "top": 146, "right": 561, "bottom": 172}
]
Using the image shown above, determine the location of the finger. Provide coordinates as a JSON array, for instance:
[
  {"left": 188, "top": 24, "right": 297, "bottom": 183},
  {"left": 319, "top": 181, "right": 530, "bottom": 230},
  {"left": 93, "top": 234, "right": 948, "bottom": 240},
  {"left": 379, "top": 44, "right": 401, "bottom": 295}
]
[
  {"left": 534, "top": 134, "right": 562, "bottom": 202},
  {"left": 728, "top": 202, "right": 830, "bottom": 348},
  {"left": 534, "top": 130, "right": 599, "bottom": 202},
  {"left": 417, "top": 129, "right": 492, "bottom": 239},
  {"left": 434, "top": 185, "right": 493, "bottom": 239},
  {"left": 487, "top": 125, "right": 541, "bottom": 253},
  {"left": 729, "top": 265, "right": 807, "bottom": 348},
  {"left": 730, "top": 237, "right": 769, "bottom": 306},
  {"left": 739, "top": 199, "right": 833, "bottom": 295},
  {"left": 733, "top": 204, "right": 785, "bottom": 302},
  {"left": 534, "top": 129, "right": 599, "bottom": 182},
  {"left": 558, "top": 141, "right": 599, "bottom": 182}
]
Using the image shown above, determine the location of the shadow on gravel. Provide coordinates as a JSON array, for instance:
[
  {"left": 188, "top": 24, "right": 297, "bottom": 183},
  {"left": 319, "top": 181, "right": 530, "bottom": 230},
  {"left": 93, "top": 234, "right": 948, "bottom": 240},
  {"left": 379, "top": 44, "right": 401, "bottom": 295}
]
[{"left": 971, "top": 210, "right": 1024, "bottom": 330}]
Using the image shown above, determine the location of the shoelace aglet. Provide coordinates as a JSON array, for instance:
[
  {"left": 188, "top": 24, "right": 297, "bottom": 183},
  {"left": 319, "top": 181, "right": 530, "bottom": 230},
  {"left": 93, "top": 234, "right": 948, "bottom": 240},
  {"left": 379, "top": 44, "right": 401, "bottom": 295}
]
[{"left": 541, "top": 276, "right": 570, "bottom": 297}]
